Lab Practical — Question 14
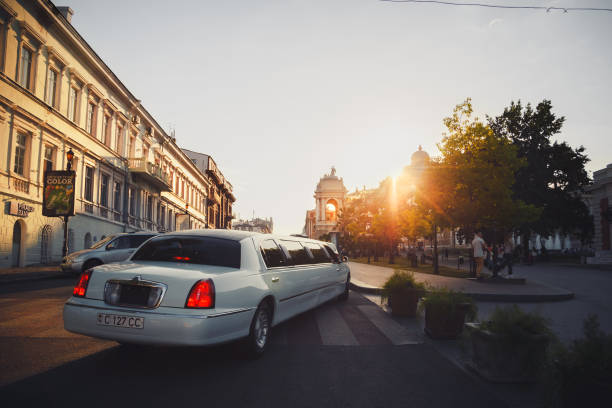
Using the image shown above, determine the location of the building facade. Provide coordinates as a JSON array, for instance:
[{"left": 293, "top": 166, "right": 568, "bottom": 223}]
[
  {"left": 181, "top": 149, "right": 234, "bottom": 229},
  {"left": 0, "top": 1, "right": 214, "bottom": 267},
  {"left": 586, "top": 163, "right": 612, "bottom": 264},
  {"left": 232, "top": 217, "right": 273, "bottom": 234},
  {"left": 303, "top": 167, "right": 347, "bottom": 242}
]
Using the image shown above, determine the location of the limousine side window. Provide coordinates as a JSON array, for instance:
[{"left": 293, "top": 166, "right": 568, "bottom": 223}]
[
  {"left": 260, "top": 240, "right": 286, "bottom": 268},
  {"left": 280, "top": 240, "right": 311, "bottom": 266},
  {"left": 302, "top": 242, "right": 331, "bottom": 264},
  {"left": 323, "top": 244, "right": 340, "bottom": 263}
]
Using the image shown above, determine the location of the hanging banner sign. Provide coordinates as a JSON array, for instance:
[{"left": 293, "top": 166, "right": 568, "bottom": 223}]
[{"left": 43, "top": 170, "right": 76, "bottom": 217}]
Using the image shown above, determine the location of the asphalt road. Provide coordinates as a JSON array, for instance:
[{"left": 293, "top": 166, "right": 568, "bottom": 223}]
[{"left": 0, "top": 277, "right": 505, "bottom": 408}]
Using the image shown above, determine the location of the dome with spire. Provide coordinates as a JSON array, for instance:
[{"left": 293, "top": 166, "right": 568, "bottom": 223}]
[{"left": 410, "top": 145, "right": 430, "bottom": 167}]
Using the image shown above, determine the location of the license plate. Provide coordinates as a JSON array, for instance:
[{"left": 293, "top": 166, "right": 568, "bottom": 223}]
[{"left": 97, "top": 313, "right": 144, "bottom": 329}]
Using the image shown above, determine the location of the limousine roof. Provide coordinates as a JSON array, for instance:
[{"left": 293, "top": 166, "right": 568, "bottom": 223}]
[
  {"left": 165, "top": 229, "right": 261, "bottom": 241},
  {"left": 163, "top": 229, "right": 334, "bottom": 246}
]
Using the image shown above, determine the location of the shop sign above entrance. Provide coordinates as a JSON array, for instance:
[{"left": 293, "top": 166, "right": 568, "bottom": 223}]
[{"left": 8, "top": 201, "right": 34, "bottom": 217}]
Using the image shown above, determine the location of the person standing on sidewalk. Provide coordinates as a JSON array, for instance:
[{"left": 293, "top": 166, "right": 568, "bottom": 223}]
[{"left": 472, "top": 231, "right": 486, "bottom": 280}]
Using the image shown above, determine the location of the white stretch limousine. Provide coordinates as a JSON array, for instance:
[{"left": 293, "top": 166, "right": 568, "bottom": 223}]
[{"left": 63, "top": 230, "right": 350, "bottom": 356}]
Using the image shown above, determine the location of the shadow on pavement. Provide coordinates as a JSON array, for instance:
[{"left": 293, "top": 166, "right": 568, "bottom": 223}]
[{"left": 1, "top": 340, "right": 506, "bottom": 408}]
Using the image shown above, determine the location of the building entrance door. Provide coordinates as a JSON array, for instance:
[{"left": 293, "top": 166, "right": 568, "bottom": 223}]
[{"left": 12, "top": 221, "right": 22, "bottom": 267}]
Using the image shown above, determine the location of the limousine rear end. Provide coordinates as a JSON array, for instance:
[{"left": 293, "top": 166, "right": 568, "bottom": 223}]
[{"left": 63, "top": 229, "right": 350, "bottom": 356}]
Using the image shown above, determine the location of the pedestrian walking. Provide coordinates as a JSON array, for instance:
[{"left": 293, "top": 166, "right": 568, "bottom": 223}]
[{"left": 472, "top": 231, "right": 486, "bottom": 280}]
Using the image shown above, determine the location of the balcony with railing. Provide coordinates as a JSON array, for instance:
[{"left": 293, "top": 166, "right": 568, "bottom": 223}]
[{"left": 128, "top": 157, "right": 171, "bottom": 191}]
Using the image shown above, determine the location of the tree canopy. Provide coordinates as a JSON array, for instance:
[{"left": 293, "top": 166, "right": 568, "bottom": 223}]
[{"left": 488, "top": 100, "right": 592, "bottom": 241}]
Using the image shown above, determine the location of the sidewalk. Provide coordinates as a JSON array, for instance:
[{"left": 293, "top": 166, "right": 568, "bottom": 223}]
[
  {"left": 348, "top": 261, "right": 574, "bottom": 302},
  {"left": 0, "top": 265, "right": 68, "bottom": 284}
]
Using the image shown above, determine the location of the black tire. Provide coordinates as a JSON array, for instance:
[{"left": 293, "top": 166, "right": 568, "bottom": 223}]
[
  {"left": 338, "top": 273, "right": 350, "bottom": 302},
  {"left": 82, "top": 259, "right": 102, "bottom": 273},
  {"left": 244, "top": 302, "right": 272, "bottom": 358}
]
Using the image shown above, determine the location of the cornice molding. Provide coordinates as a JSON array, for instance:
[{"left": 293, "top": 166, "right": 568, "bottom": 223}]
[
  {"left": 68, "top": 67, "right": 86, "bottom": 86},
  {"left": 17, "top": 19, "right": 45, "bottom": 46},
  {"left": 0, "top": 0, "right": 17, "bottom": 18},
  {"left": 46, "top": 45, "right": 68, "bottom": 67},
  {"left": 86, "top": 83, "right": 103, "bottom": 99}
]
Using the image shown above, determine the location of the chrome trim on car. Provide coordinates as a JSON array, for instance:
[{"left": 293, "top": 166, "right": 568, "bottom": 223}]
[
  {"left": 279, "top": 281, "right": 340, "bottom": 302},
  {"left": 103, "top": 278, "right": 167, "bottom": 309},
  {"left": 207, "top": 307, "right": 255, "bottom": 318},
  {"left": 64, "top": 301, "right": 254, "bottom": 319}
]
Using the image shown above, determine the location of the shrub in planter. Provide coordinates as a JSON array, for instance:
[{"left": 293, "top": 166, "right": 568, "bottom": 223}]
[
  {"left": 545, "top": 314, "right": 612, "bottom": 407},
  {"left": 380, "top": 271, "right": 425, "bottom": 317},
  {"left": 465, "top": 305, "right": 553, "bottom": 383},
  {"left": 419, "top": 288, "right": 476, "bottom": 339}
]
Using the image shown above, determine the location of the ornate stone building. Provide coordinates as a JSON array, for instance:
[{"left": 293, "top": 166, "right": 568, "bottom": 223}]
[
  {"left": 181, "top": 149, "right": 235, "bottom": 229},
  {"left": 303, "top": 167, "right": 347, "bottom": 242},
  {"left": 0, "top": 1, "right": 216, "bottom": 267},
  {"left": 233, "top": 217, "right": 273, "bottom": 234}
]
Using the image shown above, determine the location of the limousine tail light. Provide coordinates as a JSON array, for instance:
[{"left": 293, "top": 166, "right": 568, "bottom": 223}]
[
  {"left": 186, "top": 279, "right": 215, "bottom": 309},
  {"left": 73, "top": 269, "right": 93, "bottom": 297}
]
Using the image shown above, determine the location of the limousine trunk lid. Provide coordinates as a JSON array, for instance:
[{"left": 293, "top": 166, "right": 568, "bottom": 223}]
[{"left": 83, "top": 261, "right": 239, "bottom": 308}]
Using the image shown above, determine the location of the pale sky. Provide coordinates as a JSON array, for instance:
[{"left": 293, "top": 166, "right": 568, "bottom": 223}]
[{"left": 65, "top": 0, "right": 612, "bottom": 234}]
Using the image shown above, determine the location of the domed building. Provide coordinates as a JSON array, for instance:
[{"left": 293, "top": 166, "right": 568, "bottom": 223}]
[{"left": 303, "top": 167, "right": 347, "bottom": 242}]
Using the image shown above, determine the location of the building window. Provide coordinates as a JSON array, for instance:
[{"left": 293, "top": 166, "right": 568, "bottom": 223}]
[
  {"left": 100, "top": 173, "right": 109, "bottom": 207},
  {"left": 68, "top": 87, "right": 78, "bottom": 122},
  {"left": 43, "top": 145, "right": 54, "bottom": 172},
  {"left": 146, "top": 195, "right": 153, "bottom": 221},
  {"left": 115, "top": 124, "right": 123, "bottom": 154},
  {"left": 113, "top": 181, "right": 121, "bottom": 211},
  {"left": 19, "top": 46, "right": 33, "bottom": 89},
  {"left": 129, "top": 188, "right": 136, "bottom": 216},
  {"left": 128, "top": 135, "right": 135, "bottom": 157},
  {"left": 102, "top": 115, "right": 111, "bottom": 146},
  {"left": 46, "top": 68, "right": 58, "bottom": 107},
  {"left": 84, "top": 166, "right": 94, "bottom": 202},
  {"left": 86, "top": 102, "right": 96, "bottom": 135},
  {"left": 13, "top": 133, "right": 27, "bottom": 176}
]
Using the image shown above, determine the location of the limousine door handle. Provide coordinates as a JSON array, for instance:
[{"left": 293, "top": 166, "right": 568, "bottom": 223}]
[{"left": 271, "top": 277, "right": 280, "bottom": 283}]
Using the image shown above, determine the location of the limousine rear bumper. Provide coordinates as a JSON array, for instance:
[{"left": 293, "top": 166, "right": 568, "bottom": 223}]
[{"left": 63, "top": 298, "right": 255, "bottom": 346}]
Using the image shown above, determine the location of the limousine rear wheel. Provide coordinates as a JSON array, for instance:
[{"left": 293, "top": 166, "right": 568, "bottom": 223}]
[{"left": 245, "top": 302, "right": 271, "bottom": 358}]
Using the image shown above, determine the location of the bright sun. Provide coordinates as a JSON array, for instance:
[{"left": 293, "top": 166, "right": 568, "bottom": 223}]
[{"left": 326, "top": 203, "right": 336, "bottom": 212}]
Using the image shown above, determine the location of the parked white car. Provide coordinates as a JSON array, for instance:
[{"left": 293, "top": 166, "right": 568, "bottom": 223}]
[{"left": 63, "top": 229, "right": 350, "bottom": 356}]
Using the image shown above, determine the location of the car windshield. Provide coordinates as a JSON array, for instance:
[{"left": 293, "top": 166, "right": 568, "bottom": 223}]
[
  {"left": 89, "top": 235, "right": 116, "bottom": 249},
  {"left": 131, "top": 236, "right": 241, "bottom": 269}
]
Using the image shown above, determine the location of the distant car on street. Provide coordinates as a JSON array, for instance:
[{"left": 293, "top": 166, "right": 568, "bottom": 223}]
[
  {"left": 63, "top": 230, "right": 350, "bottom": 357},
  {"left": 61, "top": 232, "right": 157, "bottom": 274}
]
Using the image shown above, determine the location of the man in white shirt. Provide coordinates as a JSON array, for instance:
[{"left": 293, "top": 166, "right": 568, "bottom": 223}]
[{"left": 472, "top": 231, "right": 486, "bottom": 279}]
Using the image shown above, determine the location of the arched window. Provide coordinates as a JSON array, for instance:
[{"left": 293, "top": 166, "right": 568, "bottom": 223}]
[
  {"left": 40, "top": 225, "right": 52, "bottom": 264},
  {"left": 84, "top": 232, "right": 92, "bottom": 249},
  {"left": 325, "top": 199, "right": 338, "bottom": 222}
]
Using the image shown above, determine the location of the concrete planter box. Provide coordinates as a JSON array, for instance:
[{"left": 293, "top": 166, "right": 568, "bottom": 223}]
[
  {"left": 424, "top": 303, "right": 471, "bottom": 339},
  {"left": 465, "top": 322, "right": 549, "bottom": 383}
]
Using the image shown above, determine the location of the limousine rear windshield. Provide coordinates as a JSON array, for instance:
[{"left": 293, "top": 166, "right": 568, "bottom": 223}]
[{"left": 132, "top": 236, "right": 241, "bottom": 268}]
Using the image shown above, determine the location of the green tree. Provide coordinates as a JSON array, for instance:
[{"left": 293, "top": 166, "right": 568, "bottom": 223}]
[
  {"left": 488, "top": 100, "right": 592, "bottom": 245},
  {"left": 437, "top": 99, "right": 539, "bottom": 249}
]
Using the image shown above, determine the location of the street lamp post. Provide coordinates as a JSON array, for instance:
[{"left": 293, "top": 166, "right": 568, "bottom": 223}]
[{"left": 62, "top": 149, "right": 74, "bottom": 258}]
